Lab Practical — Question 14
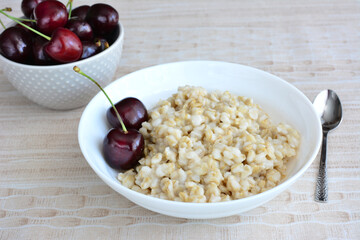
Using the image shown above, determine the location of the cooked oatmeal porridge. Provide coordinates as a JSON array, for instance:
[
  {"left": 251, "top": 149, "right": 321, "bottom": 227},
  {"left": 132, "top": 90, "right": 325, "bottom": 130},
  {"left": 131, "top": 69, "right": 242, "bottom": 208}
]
[{"left": 118, "top": 86, "right": 300, "bottom": 202}]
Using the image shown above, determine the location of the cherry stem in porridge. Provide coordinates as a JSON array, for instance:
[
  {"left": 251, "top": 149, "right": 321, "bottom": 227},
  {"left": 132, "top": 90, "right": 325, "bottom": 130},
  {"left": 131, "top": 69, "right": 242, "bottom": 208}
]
[{"left": 73, "top": 66, "right": 128, "bottom": 133}]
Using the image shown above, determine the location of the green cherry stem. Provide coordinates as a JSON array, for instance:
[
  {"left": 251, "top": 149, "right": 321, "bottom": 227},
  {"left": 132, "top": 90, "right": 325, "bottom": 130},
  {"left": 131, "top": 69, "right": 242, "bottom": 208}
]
[
  {"left": 0, "top": 9, "right": 50, "bottom": 40},
  {"left": 14, "top": 18, "right": 36, "bottom": 23},
  {"left": 0, "top": 8, "right": 12, "bottom": 29},
  {"left": 0, "top": 19, "right": 5, "bottom": 29},
  {"left": 73, "top": 66, "right": 128, "bottom": 134},
  {"left": 1, "top": 8, "right": 36, "bottom": 22},
  {"left": 67, "top": 0, "right": 73, "bottom": 19}
]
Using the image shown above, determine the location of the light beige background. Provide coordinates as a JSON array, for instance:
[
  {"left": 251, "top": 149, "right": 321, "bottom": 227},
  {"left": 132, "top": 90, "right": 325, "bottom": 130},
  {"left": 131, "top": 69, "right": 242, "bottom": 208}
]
[{"left": 0, "top": 0, "right": 359, "bottom": 239}]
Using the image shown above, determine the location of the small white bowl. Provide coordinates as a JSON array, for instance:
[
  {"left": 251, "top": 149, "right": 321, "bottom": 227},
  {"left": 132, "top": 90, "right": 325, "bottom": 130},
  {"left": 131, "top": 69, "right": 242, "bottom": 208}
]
[
  {"left": 0, "top": 22, "right": 124, "bottom": 110},
  {"left": 78, "top": 61, "right": 322, "bottom": 219}
]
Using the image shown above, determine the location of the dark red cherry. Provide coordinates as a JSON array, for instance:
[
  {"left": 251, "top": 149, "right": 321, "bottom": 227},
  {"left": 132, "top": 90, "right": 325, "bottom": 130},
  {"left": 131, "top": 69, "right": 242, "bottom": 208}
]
[
  {"left": 66, "top": 19, "right": 93, "bottom": 41},
  {"left": 21, "top": 0, "right": 44, "bottom": 18},
  {"left": 32, "top": 36, "right": 55, "bottom": 65},
  {"left": 86, "top": 4, "right": 119, "bottom": 36},
  {"left": 44, "top": 27, "right": 83, "bottom": 63},
  {"left": 0, "top": 27, "right": 32, "bottom": 63},
  {"left": 104, "top": 23, "right": 120, "bottom": 45},
  {"left": 34, "top": 0, "right": 68, "bottom": 35},
  {"left": 72, "top": 5, "right": 90, "bottom": 21},
  {"left": 80, "top": 41, "right": 100, "bottom": 59},
  {"left": 103, "top": 128, "right": 144, "bottom": 170},
  {"left": 107, "top": 97, "right": 148, "bottom": 130}
]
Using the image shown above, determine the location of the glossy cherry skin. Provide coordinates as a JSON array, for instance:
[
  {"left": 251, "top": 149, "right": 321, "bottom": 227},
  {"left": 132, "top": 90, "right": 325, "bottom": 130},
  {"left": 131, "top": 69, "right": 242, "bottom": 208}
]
[
  {"left": 0, "top": 27, "right": 32, "bottom": 63},
  {"left": 34, "top": 0, "right": 68, "bottom": 35},
  {"left": 21, "top": 0, "right": 44, "bottom": 18},
  {"left": 66, "top": 19, "right": 93, "bottom": 41},
  {"left": 104, "top": 23, "right": 120, "bottom": 45},
  {"left": 44, "top": 28, "right": 83, "bottom": 63},
  {"left": 80, "top": 41, "right": 99, "bottom": 59},
  {"left": 32, "top": 36, "right": 55, "bottom": 65},
  {"left": 86, "top": 4, "right": 119, "bottom": 36},
  {"left": 103, "top": 128, "right": 144, "bottom": 170},
  {"left": 72, "top": 5, "right": 90, "bottom": 21},
  {"left": 107, "top": 97, "right": 148, "bottom": 130}
]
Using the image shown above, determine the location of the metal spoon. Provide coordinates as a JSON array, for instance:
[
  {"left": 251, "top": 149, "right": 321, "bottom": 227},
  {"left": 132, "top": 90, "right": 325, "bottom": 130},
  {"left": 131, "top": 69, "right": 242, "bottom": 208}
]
[{"left": 313, "top": 89, "right": 343, "bottom": 202}]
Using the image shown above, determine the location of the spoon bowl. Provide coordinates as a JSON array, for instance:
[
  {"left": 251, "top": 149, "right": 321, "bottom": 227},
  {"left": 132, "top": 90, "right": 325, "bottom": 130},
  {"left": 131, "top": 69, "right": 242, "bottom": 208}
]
[
  {"left": 313, "top": 89, "right": 343, "bottom": 202},
  {"left": 313, "top": 90, "right": 343, "bottom": 131}
]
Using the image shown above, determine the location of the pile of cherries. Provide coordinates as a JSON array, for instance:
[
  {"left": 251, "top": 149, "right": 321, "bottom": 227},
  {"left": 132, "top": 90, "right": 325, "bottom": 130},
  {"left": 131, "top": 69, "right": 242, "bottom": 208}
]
[
  {"left": 0, "top": 0, "right": 119, "bottom": 65},
  {"left": 74, "top": 66, "right": 148, "bottom": 170}
]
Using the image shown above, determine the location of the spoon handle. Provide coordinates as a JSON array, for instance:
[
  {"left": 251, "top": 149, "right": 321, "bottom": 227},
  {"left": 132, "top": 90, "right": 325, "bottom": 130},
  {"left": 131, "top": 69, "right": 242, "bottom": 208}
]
[{"left": 315, "top": 131, "right": 329, "bottom": 202}]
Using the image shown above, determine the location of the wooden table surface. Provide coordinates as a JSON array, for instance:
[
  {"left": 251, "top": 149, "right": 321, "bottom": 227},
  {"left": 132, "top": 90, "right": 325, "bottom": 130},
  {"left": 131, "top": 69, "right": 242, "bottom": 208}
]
[{"left": 1, "top": 0, "right": 359, "bottom": 239}]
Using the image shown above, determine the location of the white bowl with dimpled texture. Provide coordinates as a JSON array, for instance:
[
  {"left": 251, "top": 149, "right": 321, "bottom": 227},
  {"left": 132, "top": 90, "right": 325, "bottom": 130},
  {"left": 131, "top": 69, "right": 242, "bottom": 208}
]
[
  {"left": 78, "top": 61, "right": 322, "bottom": 219},
  {"left": 0, "top": 22, "right": 124, "bottom": 110}
]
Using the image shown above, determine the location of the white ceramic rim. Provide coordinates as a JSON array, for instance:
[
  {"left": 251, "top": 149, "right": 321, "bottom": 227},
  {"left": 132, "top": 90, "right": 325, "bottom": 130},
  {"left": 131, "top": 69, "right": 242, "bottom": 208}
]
[
  {"left": 0, "top": 21, "right": 124, "bottom": 69},
  {"left": 78, "top": 60, "right": 322, "bottom": 207}
]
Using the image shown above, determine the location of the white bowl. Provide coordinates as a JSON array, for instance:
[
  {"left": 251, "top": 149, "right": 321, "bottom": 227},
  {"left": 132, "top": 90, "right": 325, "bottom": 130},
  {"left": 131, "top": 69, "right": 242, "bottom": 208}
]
[
  {"left": 78, "top": 61, "right": 322, "bottom": 219},
  {"left": 0, "top": 22, "right": 124, "bottom": 110}
]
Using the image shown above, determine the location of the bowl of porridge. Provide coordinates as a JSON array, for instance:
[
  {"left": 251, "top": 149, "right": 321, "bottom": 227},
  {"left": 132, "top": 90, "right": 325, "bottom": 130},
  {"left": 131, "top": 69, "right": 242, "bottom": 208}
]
[{"left": 78, "top": 61, "right": 322, "bottom": 219}]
